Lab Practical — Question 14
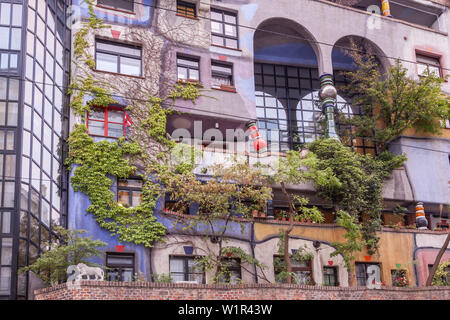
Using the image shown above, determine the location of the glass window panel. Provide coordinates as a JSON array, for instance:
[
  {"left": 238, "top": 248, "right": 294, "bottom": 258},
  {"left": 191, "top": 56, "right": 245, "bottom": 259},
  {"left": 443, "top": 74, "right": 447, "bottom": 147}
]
[
  {"left": 8, "top": 79, "right": 19, "bottom": 101},
  {"left": 211, "top": 11, "right": 222, "bottom": 21},
  {"left": 5, "top": 131, "right": 13, "bottom": 150},
  {"left": 225, "top": 38, "right": 237, "bottom": 49},
  {"left": 96, "top": 52, "right": 118, "bottom": 73},
  {"left": 1, "top": 238, "right": 12, "bottom": 264},
  {"left": 4, "top": 154, "right": 15, "bottom": 178},
  {"left": 108, "top": 122, "right": 123, "bottom": 137},
  {"left": 33, "top": 112, "right": 42, "bottom": 139},
  {"left": 96, "top": 42, "right": 140, "bottom": 57},
  {"left": 21, "top": 156, "right": 29, "bottom": 181},
  {"left": 32, "top": 136, "right": 41, "bottom": 165},
  {"left": 90, "top": 109, "right": 104, "bottom": 120},
  {"left": 211, "top": 35, "right": 223, "bottom": 46},
  {"left": 0, "top": 77, "right": 5, "bottom": 99},
  {"left": 177, "top": 67, "right": 187, "bottom": 80},
  {"left": 43, "top": 124, "right": 51, "bottom": 150},
  {"left": 2, "top": 212, "right": 10, "bottom": 233},
  {"left": 0, "top": 102, "right": 5, "bottom": 125},
  {"left": 189, "top": 69, "right": 199, "bottom": 80},
  {"left": 52, "top": 183, "right": 60, "bottom": 211},
  {"left": 0, "top": 3, "right": 11, "bottom": 25},
  {"left": 224, "top": 24, "right": 236, "bottom": 37},
  {"left": 41, "top": 200, "right": 50, "bottom": 227},
  {"left": 46, "top": 31, "right": 54, "bottom": 54},
  {"left": 3, "top": 181, "right": 15, "bottom": 207},
  {"left": 118, "top": 190, "right": 130, "bottom": 206},
  {"left": 131, "top": 191, "right": 142, "bottom": 207},
  {"left": 35, "top": 39, "right": 44, "bottom": 66},
  {"left": 9, "top": 53, "right": 17, "bottom": 69},
  {"left": 12, "top": 4, "right": 22, "bottom": 27},
  {"left": 42, "top": 148, "right": 51, "bottom": 175},
  {"left": 224, "top": 13, "right": 236, "bottom": 24},
  {"left": 0, "top": 267, "right": 11, "bottom": 294},
  {"left": 170, "top": 258, "right": 184, "bottom": 273},
  {"left": 10, "top": 28, "right": 21, "bottom": 50},
  {"left": 0, "top": 53, "right": 8, "bottom": 69},
  {"left": 22, "top": 131, "right": 30, "bottom": 156},
  {"left": 0, "top": 27, "right": 9, "bottom": 50},
  {"left": 211, "top": 21, "right": 222, "bottom": 34},
  {"left": 7, "top": 102, "right": 17, "bottom": 126},
  {"left": 88, "top": 120, "right": 105, "bottom": 136},
  {"left": 120, "top": 57, "right": 141, "bottom": 76}
]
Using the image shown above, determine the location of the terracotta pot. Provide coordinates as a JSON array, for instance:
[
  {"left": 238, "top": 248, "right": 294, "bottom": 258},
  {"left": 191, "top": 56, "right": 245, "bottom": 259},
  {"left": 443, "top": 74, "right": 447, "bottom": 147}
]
[{"left": 364, "top": 255, "right": 372, "bottom": 262}]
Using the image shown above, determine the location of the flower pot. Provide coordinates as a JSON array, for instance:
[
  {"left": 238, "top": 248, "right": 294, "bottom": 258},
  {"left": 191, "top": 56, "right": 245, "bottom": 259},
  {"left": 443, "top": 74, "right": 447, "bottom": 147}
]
[
  {"left": 226, "top": 252, "right": 232, "bottom": 257},
  {"left": 328, "top": 261, "right": 333, "bottom": 266},
  {"left": 252, "top": 210, "right": 259, "bottom": 218},
  {"left": 307, "top": 220, "right": 311, "bottom": 223},
  {"left": 116, "top": 245, "right": 125, "bottom": 252},
  {"left": 364, "top": 255, "right": 372, "bottom": 262},
  {"left": 183, "top": 246, "right": 194, "bottom": 255},
  {"left": 281, "top": 217, "right": 286, "bottom": 221},
  {"left": 259, "top": 213, "right": 266, "bottom": 218}
]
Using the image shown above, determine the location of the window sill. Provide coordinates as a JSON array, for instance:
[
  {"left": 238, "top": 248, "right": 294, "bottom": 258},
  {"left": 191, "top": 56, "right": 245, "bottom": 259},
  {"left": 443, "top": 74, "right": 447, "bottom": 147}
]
[
  {"left": 176, "top": 13, "right": 200, "bottom": 21},
  {"left": 94, "top": 68, "right": 144, "bottom": 79},
  {"left": 95, "top": 4, "right": 136, "bottom": 15},
  {"left": 212, "top": 85, "right": 237, "bottom": 93},
  {"left": 210, "top": 44, "right": 242, "bottom": 52},
  {"left": 177, "top": 79, "right": 204, "bottom": 87}
]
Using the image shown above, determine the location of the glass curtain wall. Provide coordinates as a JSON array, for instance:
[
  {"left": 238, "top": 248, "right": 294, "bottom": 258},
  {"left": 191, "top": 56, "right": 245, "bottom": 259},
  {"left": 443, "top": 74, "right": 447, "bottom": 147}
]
[{"left": 0, "top": 0, "right": 70, "bottom": 300}]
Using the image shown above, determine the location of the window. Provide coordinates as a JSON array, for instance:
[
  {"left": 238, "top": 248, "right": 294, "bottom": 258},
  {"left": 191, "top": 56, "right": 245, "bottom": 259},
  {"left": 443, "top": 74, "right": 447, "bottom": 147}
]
[
  {"left": 355, "top": 263, "right": 381, "bottom": 286},
  {"left": 105, "top": 253, "right": 135, "bottom": 282},
  {"left": 323, "top": 267, "right": 338, "bottom": 286},
  {"left": 87, "top": 106, "right": 132, "bottom": 138},
  {"left": 391, "top": 269, "right": 408, "bottom": 287},
  {"left": 211, "top": 61, "right": 233, "bottom": 88},
  {"left": 217, "top": 258, "right": 241, "bottom": 283},
  {"left": 0, "top": 2, "right": 22, "bottom": 74},
  {"left": 95, "top": 40, "right": 142, "bottom": 76},
  {"left": 416, "top": 54, "right": 441, "bottom": 77},
  {"left": 210, "top": 8, "right": 238, "bottom": 49},
  {"left": 169, "top": 256, "right": 204, "bottom": 283},
  {"left": 445, "top": 119, "right": 450, "bottom": 129},
  {"left": 97, "top": 0, "right": 134, "bottom": 12},
  {"left": 274, "top": 255, "right": 313, "bottom": 285},
  {"left": 177, "top": 55, "right": 200, "bottom": 82},
  {"left": 177, "top": 1, "right": 196, "bottom": 19},
  {"left": 117, "top": 178, "right": 142, "bottom": 208}
]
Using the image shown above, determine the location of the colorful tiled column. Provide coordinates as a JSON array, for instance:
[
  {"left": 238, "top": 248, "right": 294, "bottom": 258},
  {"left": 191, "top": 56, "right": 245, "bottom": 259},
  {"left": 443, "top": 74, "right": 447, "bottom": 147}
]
[
  {"left": 415, "top": 202, "right": 428, "bottom": 230},
  {"left": 246, "top": 121, "right": 268, "bottom": 153},
  {"left": 319, "top": 74, "right": 340, "bottom": 140},
  {"left": 381, "top": 0, "right": 392, "bottom": 17}
]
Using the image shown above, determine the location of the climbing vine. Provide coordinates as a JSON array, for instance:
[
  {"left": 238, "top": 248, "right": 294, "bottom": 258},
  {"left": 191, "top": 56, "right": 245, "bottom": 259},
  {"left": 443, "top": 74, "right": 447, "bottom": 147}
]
[
  {"left": 66, "top": 2, "right": 203, "bottom": 247},
  {"left": 308, "top": 138, "right": 406, "bottom": 255}
]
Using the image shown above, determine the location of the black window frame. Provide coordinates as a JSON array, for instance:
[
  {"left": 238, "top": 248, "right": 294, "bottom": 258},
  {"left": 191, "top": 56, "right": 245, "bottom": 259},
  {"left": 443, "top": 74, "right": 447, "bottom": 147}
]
[
  {"left": 323, "top": 266, "right": 339, "bottom": 286},
  {"left": 169, "top": 255, "right": 205, "bottom": 284},
  {"left": 218, "top": 257, "right": 242, "bottom": 283},
  {"left": 117, "top": 176, "right": 143, "bottom": 208},
  {"left": 273, "top": 255, "right": 314, "bottom": 285},
  {"left": 176, "top": 0, "right": 197, "bottom": 18},
  {"left": 211, "top": 60, "right": 234, "bottom": 88},
  {"left": 177, "top": 54, "right": 200, "bottom": 82},
  {"left": 355, "top": 262, "right": 381, "bottom": 287},
  {"left": 105, "top": 252, "right": 135, "bottom": 282},
  {"left": 210, "top": 8, "right": 239, "bottom": 49},
  {"left": 416, "top": 53, "right": 442, "bottom": 78},
  {"left": 96, "top": 0, "right": 135, "bottom": 13},
  {"left": 95, "top": 39, "right": 142, "bottom": 77}
]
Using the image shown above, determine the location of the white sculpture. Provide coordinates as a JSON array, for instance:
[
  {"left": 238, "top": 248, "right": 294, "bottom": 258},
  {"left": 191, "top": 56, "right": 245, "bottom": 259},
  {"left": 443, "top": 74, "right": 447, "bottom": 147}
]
[{"left": 76, "top": 263, "right": 104, "bottom": 281}]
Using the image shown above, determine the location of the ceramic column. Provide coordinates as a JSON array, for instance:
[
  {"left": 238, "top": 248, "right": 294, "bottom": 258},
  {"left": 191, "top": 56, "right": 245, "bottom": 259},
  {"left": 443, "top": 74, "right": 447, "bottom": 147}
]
[{"left": 319, "top": 74, "right": 339, "bottom": 140}]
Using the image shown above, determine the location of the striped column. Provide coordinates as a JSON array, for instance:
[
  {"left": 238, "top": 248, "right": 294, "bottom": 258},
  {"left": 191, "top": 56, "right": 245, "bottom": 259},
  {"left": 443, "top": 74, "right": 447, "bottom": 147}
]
[
  {"left": 381, "top": 0, "right": 392, "bottom": 17},
  {"left": 415, "top": 202, "right": 428, "bottom": 230},
  {"left": 319, "top": 74, "right": 340, "bottom": 140},
  {"left": 246, "top": 121, "right": 267, "bottom": 153}
]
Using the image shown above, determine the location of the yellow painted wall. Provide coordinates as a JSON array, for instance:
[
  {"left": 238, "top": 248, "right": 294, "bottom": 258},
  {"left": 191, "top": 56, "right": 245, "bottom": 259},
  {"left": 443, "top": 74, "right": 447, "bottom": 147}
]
[{"left": 254, "top": 223, "right": 416, "bottom": 286}]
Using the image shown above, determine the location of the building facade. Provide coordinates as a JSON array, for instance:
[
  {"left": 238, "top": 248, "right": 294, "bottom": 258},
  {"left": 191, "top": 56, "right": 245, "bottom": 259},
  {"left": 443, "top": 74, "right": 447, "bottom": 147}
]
[{"left": 3, "top": 0, "right": 450, "bottom": 299}]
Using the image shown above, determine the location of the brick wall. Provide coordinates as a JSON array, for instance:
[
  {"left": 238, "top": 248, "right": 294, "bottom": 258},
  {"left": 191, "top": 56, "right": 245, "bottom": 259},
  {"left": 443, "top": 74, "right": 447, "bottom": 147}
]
[{"left": 35, "top": 281, "right": 450, "bottom": 300}]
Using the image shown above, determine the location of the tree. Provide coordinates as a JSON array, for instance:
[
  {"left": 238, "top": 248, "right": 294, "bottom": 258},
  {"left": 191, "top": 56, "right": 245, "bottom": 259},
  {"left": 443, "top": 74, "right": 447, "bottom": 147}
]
[
  {"left": 160, "top": 160, "right": 272, "bottom": 283},
  {"left": 426, "top": 233, "right": 450, "bottom": 286},
  {"left": 340, "top": 45, "right": 450, "bottom": 151},
  {"left": 19, "top": 227, "right": 106, "bottom": 285}
]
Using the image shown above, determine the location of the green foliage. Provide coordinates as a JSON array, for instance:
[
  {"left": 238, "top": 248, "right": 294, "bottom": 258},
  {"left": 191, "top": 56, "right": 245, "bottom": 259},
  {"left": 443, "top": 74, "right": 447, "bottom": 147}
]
[
  {"left": 330, "top": 210, "right": 363, "bottom": 273},
  {"left": 65, "top": 125, "right": 166, "bottom": 247},
  {"left": 19, "top": 227, "right": 106, "bottom": 285},
  {"left": 431, "top": 260, "right": 450, "bottom": 286},
  {"left": 341, "top": 47, "right": 450, "bottom": 151},
  {"left": 308, "top": 138, "right": 406, "bottom": 255},
  {"left": 152, "top": 273, "right": 174, "bottom": 283}
]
